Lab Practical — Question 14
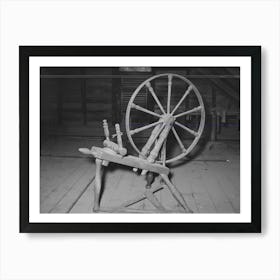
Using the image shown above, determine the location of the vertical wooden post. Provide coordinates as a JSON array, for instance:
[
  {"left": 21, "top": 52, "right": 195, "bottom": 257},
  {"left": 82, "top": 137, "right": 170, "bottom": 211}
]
[
  {"left": 112, "top": 68, "right": 121, "bottom": 124},
  {"left": 81, "top": 79, "right": 87, "bottom": 125},
  {"left": 211, "top": 86, "right": 217, "bottom": 141},
  {"left": 211, "top": 86, "right": 216, "bottom": 110},
  {"left": 211, "top": 111, "right": 217, "bottom": 142},
  {"left": 216, "top": 112, "right": 221, "bottom": 134}
]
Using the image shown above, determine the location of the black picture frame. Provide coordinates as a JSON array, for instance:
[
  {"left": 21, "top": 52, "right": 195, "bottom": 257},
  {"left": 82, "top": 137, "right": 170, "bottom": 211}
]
[{"left": 20, "top": 46, "right": 261, "bottom": 233}]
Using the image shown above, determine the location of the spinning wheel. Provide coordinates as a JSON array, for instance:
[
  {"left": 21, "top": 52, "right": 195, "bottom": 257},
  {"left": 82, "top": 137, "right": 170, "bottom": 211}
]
[
  {"left": 79, "top": 73, "right": 206, "bottom": 213},
  {"left": 126, "top": 73, "right": 205, "bottom": 165}
]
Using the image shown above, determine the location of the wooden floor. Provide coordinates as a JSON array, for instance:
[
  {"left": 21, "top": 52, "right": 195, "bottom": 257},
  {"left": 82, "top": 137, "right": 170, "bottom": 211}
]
[{"left": 40, "top": 137, "right": 240, "bottom": 213}]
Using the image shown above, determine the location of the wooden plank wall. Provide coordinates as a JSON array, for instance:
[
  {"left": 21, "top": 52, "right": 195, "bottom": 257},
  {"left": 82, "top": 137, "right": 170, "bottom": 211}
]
[
  {"left": 40, "top": 67, "right": 240, "bottom": 140},
  {"left": 40, "top": 68, "right": 113, "bottom": 138}
]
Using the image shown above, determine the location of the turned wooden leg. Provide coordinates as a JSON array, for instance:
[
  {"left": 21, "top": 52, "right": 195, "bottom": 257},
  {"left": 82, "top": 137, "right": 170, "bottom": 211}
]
[
  {"left": 145, "top": 172, "right": 155, "bottom": 189},
  {"left": 145, "top": 172, "right": 166, "bottom": 212},
  {"left": 160, "top": 174, "right": 193, "bottom": 213},
  {"left": 93, "top": 158, "right": 103, "bottom": 212}
]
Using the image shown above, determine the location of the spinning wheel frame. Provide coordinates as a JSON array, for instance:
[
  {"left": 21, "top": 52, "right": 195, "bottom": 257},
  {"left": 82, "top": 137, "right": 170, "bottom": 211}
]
[{"left": 125, "top": 73, "right": 205, "bottom": 164}]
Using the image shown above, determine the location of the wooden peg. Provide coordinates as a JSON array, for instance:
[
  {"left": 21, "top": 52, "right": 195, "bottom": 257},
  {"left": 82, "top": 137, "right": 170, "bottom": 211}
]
[
  {"left": 115, "top": 123, "right": 123, "bottom": 149},
  {"left": 103, "top": 119, "right": 110, "bottom": 140}
]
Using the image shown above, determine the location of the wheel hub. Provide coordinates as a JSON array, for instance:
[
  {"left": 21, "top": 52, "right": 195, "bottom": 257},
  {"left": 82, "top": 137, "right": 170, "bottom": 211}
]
[{"left": 162, "top": 114, "right": 175, "bottom": 127}]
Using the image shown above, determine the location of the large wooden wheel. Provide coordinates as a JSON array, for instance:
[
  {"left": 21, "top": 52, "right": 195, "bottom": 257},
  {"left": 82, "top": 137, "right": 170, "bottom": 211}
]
[{"left": 125, "top": 73, "right": 205, "bottom": 165}]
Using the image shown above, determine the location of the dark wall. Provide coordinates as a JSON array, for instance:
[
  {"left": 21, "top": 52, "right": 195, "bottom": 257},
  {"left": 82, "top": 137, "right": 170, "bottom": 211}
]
[
  {"left": 40, "top": 67, "right": 240, "bottom": 141},
  {"left": 41, "top": 68, "right": 113, "bottom": 137}
]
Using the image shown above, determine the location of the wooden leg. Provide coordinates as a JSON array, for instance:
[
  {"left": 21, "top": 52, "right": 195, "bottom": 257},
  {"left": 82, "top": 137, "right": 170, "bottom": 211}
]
[
  {"left": 93, "top": 158, "right": 103, "bottom": 212},
  {"left": 144, "top": 189, "right": 166, "bottom": 212},
  {"left": 160, "top": 174, "right": 193, "bottom": 213},
  {"left": 145, "top": 172, "right": 155, "bottom": 189},
  {"left": 145, "top": 172, "right": 166, "bottom": 212}
]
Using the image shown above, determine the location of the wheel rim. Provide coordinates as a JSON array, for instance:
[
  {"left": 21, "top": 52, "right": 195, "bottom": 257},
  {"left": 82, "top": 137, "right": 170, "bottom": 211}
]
[{"left": 125, "top": 73, "right": 205, "bottom": 164}]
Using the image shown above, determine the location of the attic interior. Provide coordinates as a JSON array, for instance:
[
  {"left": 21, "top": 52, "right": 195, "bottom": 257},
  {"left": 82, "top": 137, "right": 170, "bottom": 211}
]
[{"left": 40, "top": 67, "right": 240, "bottom": 213}]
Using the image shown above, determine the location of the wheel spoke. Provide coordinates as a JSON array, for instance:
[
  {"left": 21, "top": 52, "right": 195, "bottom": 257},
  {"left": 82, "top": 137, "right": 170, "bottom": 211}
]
[
  {"left": 175, "top": 121, "right": 198, "bottom": 137},
  {"left": 161, "top": 139, "right": 167, "bottom": 166},
  {"left": 171, "top": 85, "right": 193, "bottom": 115},
  {"left": 131, "top": 103, "right": 162, "bottom": 118},
  {"left": 146, "top": 81, "right": 166, "bottom": 114},
  {"left": 174, "top": 105, "right": 202, "bottom": 119},
  {"left": 172, "top": 127, "right": 187, "bottom": 153},
  {"left": 167, "top": 74, "right": 172, "bottom": 114},
  {"left": 130, "top": 119, "right": 163, "bottom": 135}
]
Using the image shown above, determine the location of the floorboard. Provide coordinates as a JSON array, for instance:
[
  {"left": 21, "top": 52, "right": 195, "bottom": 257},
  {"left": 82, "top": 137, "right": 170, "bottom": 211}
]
[{"left": 40, "top": 137, "right": 240, "bottom": 213}]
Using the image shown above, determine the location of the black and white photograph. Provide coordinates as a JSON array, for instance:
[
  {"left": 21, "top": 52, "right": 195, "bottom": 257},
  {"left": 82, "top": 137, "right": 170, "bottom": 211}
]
[
  {"left": 3, "top": 1, "right": 280, "bottom": 279},
  {"left": 40, "top": 66, "right": 240, "bottom": 215},
  {"left": 20, "top": 46, "right": 260, "bottom": 232}
]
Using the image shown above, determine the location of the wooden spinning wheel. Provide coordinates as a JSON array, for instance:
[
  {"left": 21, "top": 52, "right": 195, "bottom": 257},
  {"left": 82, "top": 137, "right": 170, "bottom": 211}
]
[
  {"left": 79, "top": 73, "right": 206, "bottom": 213},
  {"left": 126, "top": 73, "right": 205, "bottom": 165}
]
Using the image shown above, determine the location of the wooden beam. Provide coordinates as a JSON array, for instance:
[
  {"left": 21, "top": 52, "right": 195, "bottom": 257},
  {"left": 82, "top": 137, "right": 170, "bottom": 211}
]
[
  {"left": 41, "top": 74, "right": 240, "bottom": 79},
  {"left": 196, "top": 69, "right": 239, "bottom": 102},
  {"left": 79, "top": 147, "right": 170, "bottom": 175},
  {"left": 81, "top": 79, "right": 87, "bottom": 125},
  {"left": 211, "top": 112, "right": 217, "bottom": 141}
]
